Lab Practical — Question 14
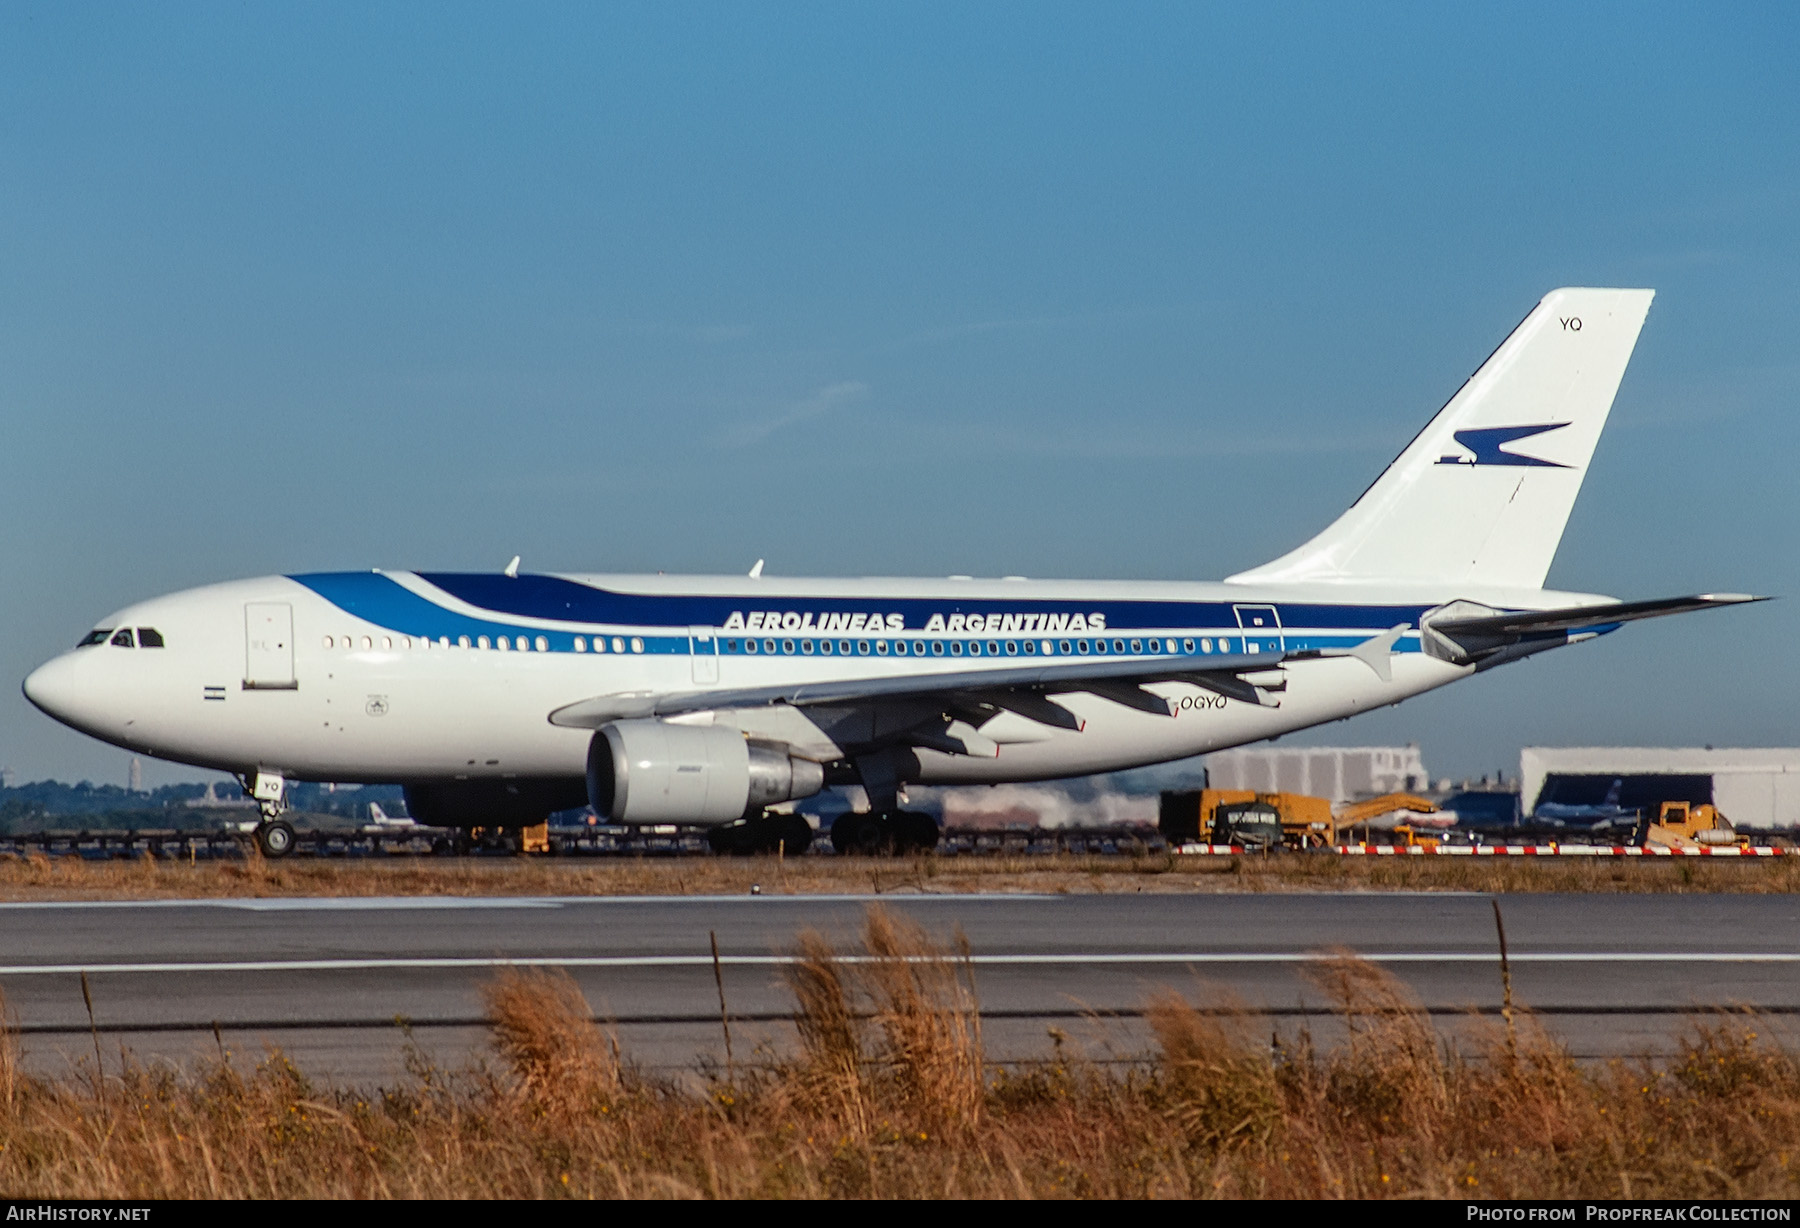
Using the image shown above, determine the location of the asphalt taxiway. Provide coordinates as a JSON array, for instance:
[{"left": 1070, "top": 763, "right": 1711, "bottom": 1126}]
[{"left": 2, "top": 892, "right": 1796, "bottom": 1083}]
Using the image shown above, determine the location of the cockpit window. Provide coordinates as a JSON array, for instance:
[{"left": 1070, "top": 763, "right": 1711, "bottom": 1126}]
[
  {"left": 110, "top": 629, "right": 136, "bottom": 648},
  {"left": 136, "top": 628, "right": 165, "bottom": 648},
  {"left": 77, "top": 629, "right": 112, "bottom": 648}
]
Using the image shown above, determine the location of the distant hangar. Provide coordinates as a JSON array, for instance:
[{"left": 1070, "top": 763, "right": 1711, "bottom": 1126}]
[{"left": 1522, "top": 747, "right": 1800, "bottom": 830}]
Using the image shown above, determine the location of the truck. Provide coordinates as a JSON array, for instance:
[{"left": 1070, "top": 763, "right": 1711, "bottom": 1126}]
[{"left": 1158, "top": 789, "right": 1336, "bottom": 850}]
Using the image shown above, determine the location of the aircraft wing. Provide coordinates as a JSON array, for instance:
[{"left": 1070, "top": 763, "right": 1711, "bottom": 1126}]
[
  {"left": 547, "top": 649, "right": 1289, "bottom": 736},
  {"left": 1430, "top": 593, "right": 1765, "bottom": 638}
]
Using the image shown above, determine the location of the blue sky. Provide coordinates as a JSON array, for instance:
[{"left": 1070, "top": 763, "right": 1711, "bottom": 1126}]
[{"left": 3, "top": 3, "right": 1796, "bottom": 786}]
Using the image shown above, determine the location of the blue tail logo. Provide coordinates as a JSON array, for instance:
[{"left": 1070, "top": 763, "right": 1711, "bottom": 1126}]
[{"left": 1436, "top": 423, "right": 1572, "bottom": 468}]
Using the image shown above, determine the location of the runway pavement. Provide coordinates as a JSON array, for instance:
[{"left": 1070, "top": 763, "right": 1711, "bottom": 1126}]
[{"left": 2, "top": 891, "right": 1796, "bottom": 1084}]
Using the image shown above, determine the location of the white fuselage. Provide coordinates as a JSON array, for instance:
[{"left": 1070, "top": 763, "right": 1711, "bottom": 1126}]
[{"left": 22, "top": 569, "right": 1603, "bottom": 789}]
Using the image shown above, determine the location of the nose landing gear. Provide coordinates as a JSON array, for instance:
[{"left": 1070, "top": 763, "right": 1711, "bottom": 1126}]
[
  {"left": 245, "top": 770, "right": 295, "bottom": 859},
  {"left": 255, "top": 819, "right": 296, "bottom": 858}
]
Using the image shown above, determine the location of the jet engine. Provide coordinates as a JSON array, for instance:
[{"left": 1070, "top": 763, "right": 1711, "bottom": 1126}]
[{"left": 587, "top": 720, "right": 825, "bottom": 825}]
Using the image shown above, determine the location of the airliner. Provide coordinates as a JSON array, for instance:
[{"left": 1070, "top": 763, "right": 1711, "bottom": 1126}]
[{"left": 22, "top": 288, "right": 1762, "bottom": 856}]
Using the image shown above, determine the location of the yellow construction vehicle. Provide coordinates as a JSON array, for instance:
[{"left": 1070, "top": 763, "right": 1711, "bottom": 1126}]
[
  {"left": 1387, "top": 824, "right": 1441, "bottom": 851},
  {"left": 1636, "top": 801, "right": 1745, "bottom": 849},
  {"left": 464, "top": 822, "right": 550, "bottom": 853},
  {"left": 1159, "top": 789, "right": 1336, "bottom": 849},
  {"left": 1335, "top": 793, "right": 1441, "bottom": 845}
]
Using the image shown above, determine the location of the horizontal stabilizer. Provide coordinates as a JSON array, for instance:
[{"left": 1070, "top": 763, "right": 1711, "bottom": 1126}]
[{"left": 1432, "top": 593, "right": 1765, "bottom": 638}]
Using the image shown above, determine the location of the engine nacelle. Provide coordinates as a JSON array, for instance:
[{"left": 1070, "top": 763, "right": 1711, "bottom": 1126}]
[{"left": 587, "top": 720, "right": 825, "bottom": 826}]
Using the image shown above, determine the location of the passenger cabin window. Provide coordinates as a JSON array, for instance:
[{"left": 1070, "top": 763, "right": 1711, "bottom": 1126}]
[
  {"left": 110, "top": 629, "right": 135, "bottom": 648},
  {"left": 78, "top": 629, "right": 112, "bottom": 648},
  {"left": 137, "top": 628, "right": 165, "bottom": 648}
]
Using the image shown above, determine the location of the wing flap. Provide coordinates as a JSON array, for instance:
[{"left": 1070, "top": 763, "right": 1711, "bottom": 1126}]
[{"left": 547, "top": 650, "right": 1287, "bottom": 729}]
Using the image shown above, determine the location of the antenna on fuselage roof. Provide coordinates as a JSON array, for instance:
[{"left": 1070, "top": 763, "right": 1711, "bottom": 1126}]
[
  {"left": 748, "top": 559, "right": 764, "bottom": 579},
  {"left": 503, "top": 555, "right": 520, "bottom": 579}
]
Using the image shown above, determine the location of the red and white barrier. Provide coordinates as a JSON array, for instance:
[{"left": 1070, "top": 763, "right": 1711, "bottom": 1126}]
[
  {"left": 1170, "top": 842, "right": 1789, "bottom": 857},
  {"left": 1333, "top": 843, "right": 1788, "bottom": 857}
]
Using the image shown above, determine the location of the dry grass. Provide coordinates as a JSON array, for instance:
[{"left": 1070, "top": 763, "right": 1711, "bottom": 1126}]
[
  {"left": 785, "top": 909, "right": 985, "bottom": 1134},
  {"left": 481, "top": 967, "right": 623, "bottom": 1116},
  {"left": 0, "top": 845, "right": 1796, "bottom": 901},
  {"left": 2, "top": 910, "right": 1799, "bottom": 1199}
]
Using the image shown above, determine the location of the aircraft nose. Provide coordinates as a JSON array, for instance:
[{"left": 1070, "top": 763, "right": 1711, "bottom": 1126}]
[{"left": 23, "top": 653, "right": 84, "bottom": 724}]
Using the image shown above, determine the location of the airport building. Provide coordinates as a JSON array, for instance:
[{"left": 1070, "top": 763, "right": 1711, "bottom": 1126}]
[
  {"left": 1202, "top": 745, "right": 1430, "bottom": 804},
  {"left": 1521, "top": 747, "right": 1800, "bottom": 830}
]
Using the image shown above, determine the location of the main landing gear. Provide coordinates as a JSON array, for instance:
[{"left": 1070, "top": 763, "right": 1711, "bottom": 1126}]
[
  {"left": 829, "top": 811, "right": 940, "bottom": 856},
  {"left": 707, "top": 812, "right": 816, "bottom": 856}
]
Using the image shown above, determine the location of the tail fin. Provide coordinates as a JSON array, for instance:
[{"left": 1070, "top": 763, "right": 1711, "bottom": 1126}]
[{"left": 1227, "top": 287, "right": 1654, "bottom": 589}]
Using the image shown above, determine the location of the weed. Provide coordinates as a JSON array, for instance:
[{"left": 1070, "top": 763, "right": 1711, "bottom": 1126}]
[
  {"left": 0, "top": 919, "right": 1797, "bottom": 1198},
  {"left": 0, "top": 849, "right": 1795, "bottom": 902}
]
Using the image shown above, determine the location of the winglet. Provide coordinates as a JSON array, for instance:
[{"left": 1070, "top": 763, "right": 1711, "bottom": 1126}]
[
  {"left": 503, "top": 555, "right": 521, "bottom": 579},
  {"left": 748, "top": 559, "right": 765, "bottom": 579}
]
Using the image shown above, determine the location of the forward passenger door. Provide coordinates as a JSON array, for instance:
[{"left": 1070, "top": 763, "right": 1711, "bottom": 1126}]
[{"left": 245, "top": 602, "right": 297, "bottom": 689}]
